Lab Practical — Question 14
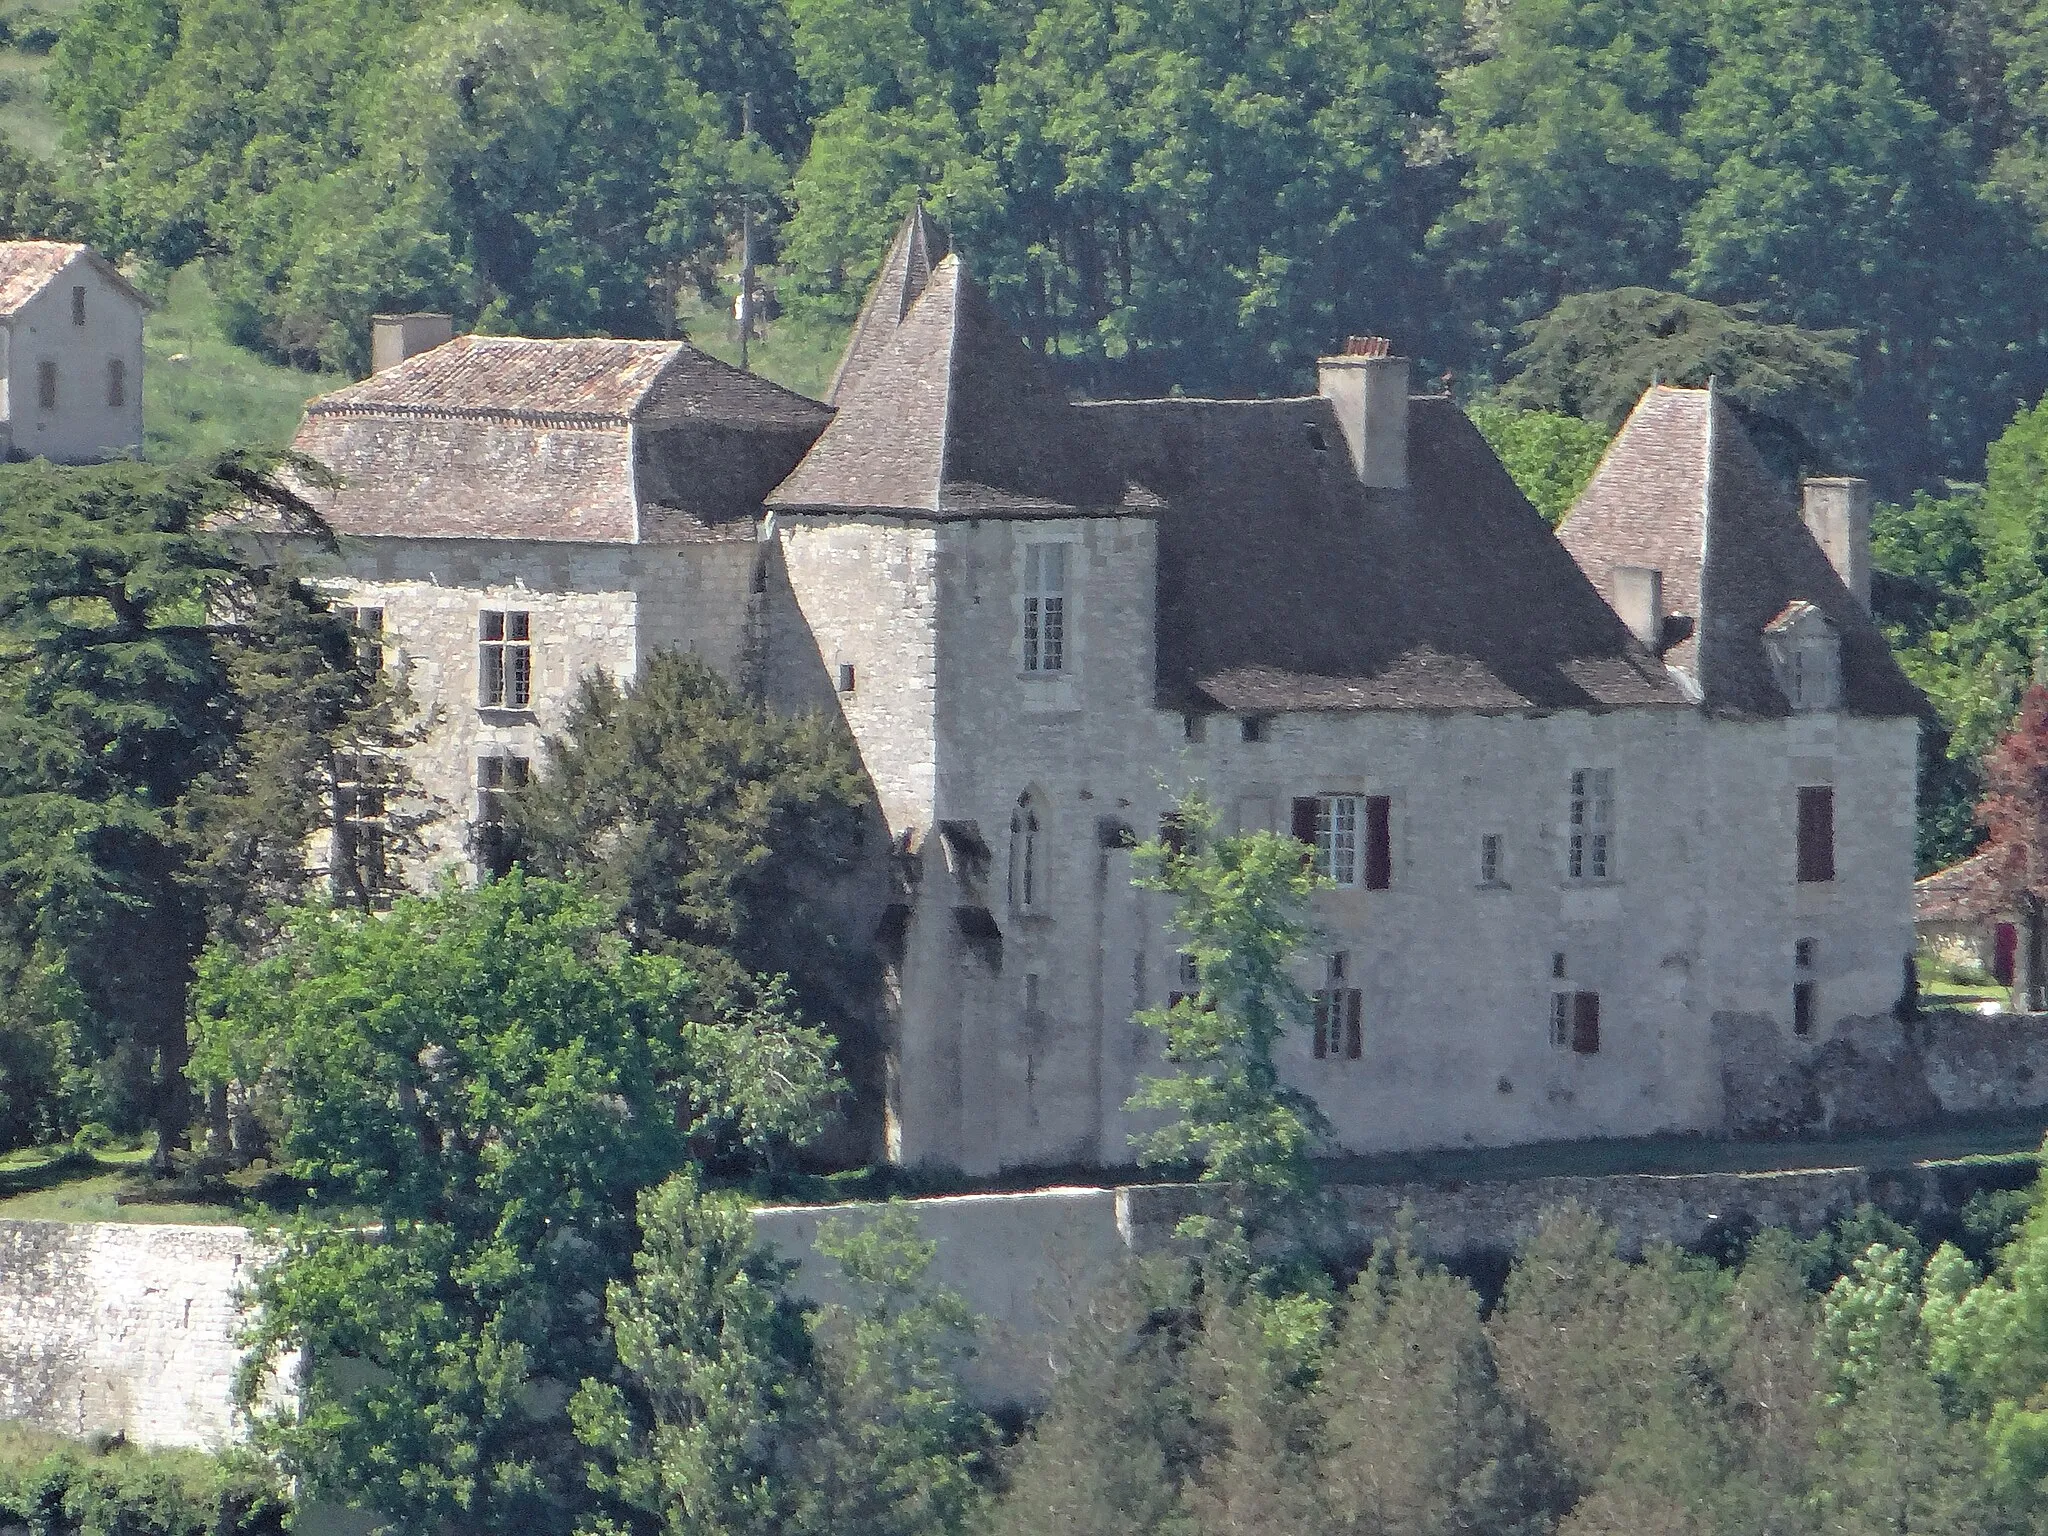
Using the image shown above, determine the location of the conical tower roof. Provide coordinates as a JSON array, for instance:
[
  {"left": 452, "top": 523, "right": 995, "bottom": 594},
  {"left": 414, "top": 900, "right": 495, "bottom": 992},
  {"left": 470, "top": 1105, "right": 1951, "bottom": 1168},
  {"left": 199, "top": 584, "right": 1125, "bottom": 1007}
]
[
  {"left": 772, "top": 253, "right": 1136, "bottom": 518},
  {"left": 826, "top": 204, "right": 949, "bottom": 406}
]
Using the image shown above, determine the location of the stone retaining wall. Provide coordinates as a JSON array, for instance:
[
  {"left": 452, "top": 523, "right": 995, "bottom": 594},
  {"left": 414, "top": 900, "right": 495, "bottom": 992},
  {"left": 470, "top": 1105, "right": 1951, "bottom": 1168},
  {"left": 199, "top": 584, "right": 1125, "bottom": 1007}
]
[{"left": 3, "top": 1153, "right": 2038, "bottom": 1446}]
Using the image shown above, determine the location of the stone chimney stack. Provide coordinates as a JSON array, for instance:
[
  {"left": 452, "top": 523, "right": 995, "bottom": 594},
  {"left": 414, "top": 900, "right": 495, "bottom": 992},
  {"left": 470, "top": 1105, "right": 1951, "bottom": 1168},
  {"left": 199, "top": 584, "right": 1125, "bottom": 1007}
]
[
  {"left": 371, "top": 313, "right": 455, "bottom": 374},
  {"left": 1317, "top": 336, "right": 1409, "bottom": 490},
  {"left": 1800, "top": 477, "right": 1872, "bottom": 609},
  {"left": 1611, "top": 565, "right": 1665, "bottom": 649}
]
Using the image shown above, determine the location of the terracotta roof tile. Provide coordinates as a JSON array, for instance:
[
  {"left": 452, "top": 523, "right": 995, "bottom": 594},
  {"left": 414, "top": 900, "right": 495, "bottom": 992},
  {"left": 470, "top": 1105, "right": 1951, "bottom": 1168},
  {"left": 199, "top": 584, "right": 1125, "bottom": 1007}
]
[
  {"left": 1916, "top": 849, "right": 2012, "bottom": 923},
  {"left": 0, "top": 241, "right": 149, "bottom": 315}
]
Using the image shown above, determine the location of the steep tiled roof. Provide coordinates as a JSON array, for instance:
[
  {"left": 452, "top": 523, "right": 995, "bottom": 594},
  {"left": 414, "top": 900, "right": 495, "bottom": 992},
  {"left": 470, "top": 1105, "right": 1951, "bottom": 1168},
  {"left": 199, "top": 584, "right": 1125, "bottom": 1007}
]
[
  {"left": 1558, "top": 386, "right": 1923, "bottom": 719},
  {"left": 827, "top": 205, "right": 947, "bottom": 406},
  {"left": 293, "top": 336, "right": 829, "bottom": 542},
  {"left": 0, "top": 241, "right": 150, "bottom": 315},
  {"left": 770, "top": 255, "right": 1137, "bottom": 519},
  {"left": 1082, "top": 395, "right": 1689, "bottom": 714},
  {"left": 1916, "top": 849, "right": 2011, "bottom": 924}
]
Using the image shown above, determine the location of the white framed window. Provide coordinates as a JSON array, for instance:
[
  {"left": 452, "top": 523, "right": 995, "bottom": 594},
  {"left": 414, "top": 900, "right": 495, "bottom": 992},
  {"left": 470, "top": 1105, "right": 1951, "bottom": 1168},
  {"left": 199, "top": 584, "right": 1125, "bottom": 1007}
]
[
  {"left": 1313, "top": 952, "right": 1361, "bottom": 1060},
  {"left": 1021, "top": 544, "right": 1068, "bottom": 673},
  {"left": 1009, "top": 791, "right": 1046, "bottom": 911},
  {"left": 1315, "top": 795, "right": 1359, "bottom": 887},
  {"left": 479, "top": 610, "right": 532, "bottom": 708},
  {"left": 1480, "top": 832, "right": 1504, "bottom": 886},
  {"left": 1568, "top": 768, "right": 1613, "bottom": 880}
]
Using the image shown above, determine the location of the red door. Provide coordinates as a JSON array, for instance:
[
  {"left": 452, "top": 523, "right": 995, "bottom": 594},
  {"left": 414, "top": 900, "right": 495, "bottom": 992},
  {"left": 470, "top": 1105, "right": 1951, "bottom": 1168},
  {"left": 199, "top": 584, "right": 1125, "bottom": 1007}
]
[{"left": 1995, "top": 923, "right": 2019, "bottom": 986}]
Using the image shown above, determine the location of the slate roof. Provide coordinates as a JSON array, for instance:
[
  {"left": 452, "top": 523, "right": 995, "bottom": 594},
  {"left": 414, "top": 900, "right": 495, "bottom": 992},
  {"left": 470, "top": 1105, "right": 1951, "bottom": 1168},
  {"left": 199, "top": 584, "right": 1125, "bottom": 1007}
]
[
  {"left": 293, "top": 335, "right": 830, "bottom": 543},
  {"left": 1078, "top": 395, "right": 1688, "bottom": 714},
  {"left": 827, "top": 205, "right": 947, "bottom": 407},
  {"left": 769, "top": 255, "right": 1140, "bottom": 519},
  {"left": 1916, "top": 849, "right": 2011, "bottom": 924},
  {"left": 1557, "top": 386, "right": 1923, "bottom": 719},
  {"left": 0, "top": 241, "right": 150, "bottom": 315}
]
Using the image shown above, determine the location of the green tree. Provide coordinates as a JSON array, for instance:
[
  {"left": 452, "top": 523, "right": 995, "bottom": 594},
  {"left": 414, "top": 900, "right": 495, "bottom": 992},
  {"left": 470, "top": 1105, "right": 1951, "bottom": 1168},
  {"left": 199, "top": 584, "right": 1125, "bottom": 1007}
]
[
  {"left": 1319, "top": 1233, "right": 1568, "bottom": 1536},
  {"left": 1466, "top": 401, "right": 1612, "bottom": 525},
  {"left": 193, "top": 874, "right": 839, "bottom": 1536},
  {"left": 503, "top": 652, "right": 879, "bottom": 1131},
  {"left": 1127, "top": 794, "right": 1329, "bottom": 1284},
  {"left": 1435, "top": 0, "right": 1706, "bottom": 331},
  {"left": 1502, "top": 287, "right": 1856, "bottom": 477},
  {"left": 576, "top": 1179, "right": 991, "bottom": 1536},
  {"left": 0, "top": 455, "right": 384, "bottom": 1154}
]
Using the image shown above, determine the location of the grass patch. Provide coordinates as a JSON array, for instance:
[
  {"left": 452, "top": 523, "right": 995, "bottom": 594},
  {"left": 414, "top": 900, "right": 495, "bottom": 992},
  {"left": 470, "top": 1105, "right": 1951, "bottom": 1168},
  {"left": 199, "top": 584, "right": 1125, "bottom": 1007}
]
[
  {"left": 685, "top": 303, "right": 849, "bottom": 402},
  {"left": 0, "top": 1142, "right": 302, "bottom": 1226},
  {"left": 144, "top": 265, "right": 339, "bottom": 462},
  {"left": 0, "top": 0, "right": 83, "bottom": 157}
]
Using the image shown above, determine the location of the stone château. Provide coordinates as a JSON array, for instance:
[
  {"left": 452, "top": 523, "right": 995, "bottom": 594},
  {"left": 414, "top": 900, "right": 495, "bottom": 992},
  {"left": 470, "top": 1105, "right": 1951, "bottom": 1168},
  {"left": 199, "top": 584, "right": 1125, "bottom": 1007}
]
[{"left": 284, "top": 208, "right": 1923, "bottom": 1173}]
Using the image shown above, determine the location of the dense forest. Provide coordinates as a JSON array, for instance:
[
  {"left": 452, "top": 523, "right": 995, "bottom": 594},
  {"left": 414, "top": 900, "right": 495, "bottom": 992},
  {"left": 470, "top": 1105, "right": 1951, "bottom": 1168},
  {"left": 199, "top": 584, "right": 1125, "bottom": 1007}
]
[{"left": 26, "top": 0, "right": 2048, "bottom": 858}]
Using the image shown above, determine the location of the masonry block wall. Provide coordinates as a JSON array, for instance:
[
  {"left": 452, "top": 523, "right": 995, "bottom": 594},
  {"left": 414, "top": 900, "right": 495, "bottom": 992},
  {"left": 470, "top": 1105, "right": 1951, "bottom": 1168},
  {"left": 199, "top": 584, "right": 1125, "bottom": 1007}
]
[
  {"left": 323, "top": 535, "right": 758, "bottom": 874},
  {"left": 1, "top": 252, "right": 144, "bottom": 464}
]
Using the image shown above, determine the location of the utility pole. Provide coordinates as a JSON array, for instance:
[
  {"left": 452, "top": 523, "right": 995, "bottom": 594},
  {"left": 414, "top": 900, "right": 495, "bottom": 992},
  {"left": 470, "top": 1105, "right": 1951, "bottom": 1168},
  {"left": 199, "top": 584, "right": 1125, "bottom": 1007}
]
[{"left": 738, "top": 92, "right": 754, "bottom": 375}]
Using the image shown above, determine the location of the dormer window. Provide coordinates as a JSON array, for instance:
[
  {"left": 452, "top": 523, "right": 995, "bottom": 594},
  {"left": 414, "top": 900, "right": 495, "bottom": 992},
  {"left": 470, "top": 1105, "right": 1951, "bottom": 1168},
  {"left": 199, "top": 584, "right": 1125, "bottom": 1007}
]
[{"left": 1764, "top": 600, "right": 1840, "bottom": 712}]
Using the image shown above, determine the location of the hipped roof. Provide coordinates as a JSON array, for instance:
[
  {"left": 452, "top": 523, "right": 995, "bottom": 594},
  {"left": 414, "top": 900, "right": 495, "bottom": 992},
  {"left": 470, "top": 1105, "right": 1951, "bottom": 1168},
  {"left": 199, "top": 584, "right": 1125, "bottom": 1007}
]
[
  {"left": 293, "top": 335, "right": 829, "bottom": 543},
  {"left": 1557, "top": 386, "right": 1923, "bottom": 719},
  {"left": 1082, "top": 395, "right": 1689, "bottom": 713}
]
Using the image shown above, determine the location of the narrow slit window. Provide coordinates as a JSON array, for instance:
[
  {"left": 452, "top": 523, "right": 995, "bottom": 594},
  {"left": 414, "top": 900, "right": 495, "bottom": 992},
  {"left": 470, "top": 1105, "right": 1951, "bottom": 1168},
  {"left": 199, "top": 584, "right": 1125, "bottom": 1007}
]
[
  {"left": 36, "top": 359, "right": 56, "bottom": 410},
  {"left": 1009, "top": 792, "right": 1046, "bottom": 911},
  {"left": 1797, "top": 786, "right": 1835, "bottom": 883},
  {"left": 1480, "top": 832, "right": 1503, "bottom": 886},
  {"left": 70, "top": 285, "right": 85, "bottom": 326},
  {"left": 106, "top": 358, "right": 125, "bottom": 408}
]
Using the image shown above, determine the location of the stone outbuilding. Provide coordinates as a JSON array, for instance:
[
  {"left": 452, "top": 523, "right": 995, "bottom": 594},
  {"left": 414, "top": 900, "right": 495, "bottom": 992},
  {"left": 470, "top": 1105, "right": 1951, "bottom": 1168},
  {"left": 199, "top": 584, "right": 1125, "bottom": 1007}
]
[
  {"left": 1915, "top": 849, "right": 2019, "bottom": 992},
  {"left": 287, "top": 207, "right": 1928, "bottom": 1174},
  {"left": 0, "top": 241, "right": 147, "bottom": 464}
]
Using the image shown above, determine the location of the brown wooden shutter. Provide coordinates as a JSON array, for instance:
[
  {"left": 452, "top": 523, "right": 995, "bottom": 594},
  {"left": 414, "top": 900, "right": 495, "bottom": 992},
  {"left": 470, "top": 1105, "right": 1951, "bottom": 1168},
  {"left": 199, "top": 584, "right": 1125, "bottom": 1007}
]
[
  {"left": 1159, "top": 812, "right": 1188, "bottom": 857},
  {"left": 1797, "top": 786, "right": 1835, "bottom": 883},
  {"left": 1571, "top": 991, "right": 1601, "bottom": 1053},
  {"left": 1365, "top": 796, "right": 1392, "bottom": 889},
  {"left": 1291, "top": 797, "right": 1318, "bottom": 845},
  {"left": 1312, "top": 993, "right": 1330, "bottom": 1058},
  {"left": 1344, "top": 990, "right": 1363, "bottom": 1058}
]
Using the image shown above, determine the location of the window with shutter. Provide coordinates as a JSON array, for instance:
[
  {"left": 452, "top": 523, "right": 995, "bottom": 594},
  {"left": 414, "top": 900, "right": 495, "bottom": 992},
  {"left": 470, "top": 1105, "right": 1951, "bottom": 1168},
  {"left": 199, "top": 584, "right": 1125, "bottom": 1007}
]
[
  {"left": 1797, "top": 786, "right": 1835, "bottom": 882},
  {"left": 1365, "top": 795, "right": 1391, "bottom": 889},
  {"left": 1291, "top": 797, "right": 1317, "bottom": 844},
  {"left": 1312, "top": 988, "right": 1363, "bottom": 1060},
  {"left": 1571, "top": 991, "right": 1600, "bottom": 1053}
]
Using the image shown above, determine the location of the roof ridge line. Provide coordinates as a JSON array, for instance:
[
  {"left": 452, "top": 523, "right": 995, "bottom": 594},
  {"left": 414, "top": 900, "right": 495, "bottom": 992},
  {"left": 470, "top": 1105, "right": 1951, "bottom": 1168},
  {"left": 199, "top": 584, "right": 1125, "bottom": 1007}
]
[
  {"left": 306, "top": 402, "right": 633, "bottom": 429},
  {"left": 932, "top": 254, "right": 959, "bottom": 513}
]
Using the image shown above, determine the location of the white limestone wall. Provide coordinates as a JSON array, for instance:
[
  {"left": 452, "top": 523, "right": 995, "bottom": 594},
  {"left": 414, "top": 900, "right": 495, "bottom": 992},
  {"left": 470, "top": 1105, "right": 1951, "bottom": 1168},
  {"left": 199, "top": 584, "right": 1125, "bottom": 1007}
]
[
  {"left": 0, "top": 1220, "right": 285, "bottom": 1448},
  {"left": 321, "top": 535, "right": 756, "bottom": 876},
  {"left": 772, "top": 515, "right": 942, "bottom": 837},
  {"left": 1, "top": 254, "right": 144, "bottom": 463}
]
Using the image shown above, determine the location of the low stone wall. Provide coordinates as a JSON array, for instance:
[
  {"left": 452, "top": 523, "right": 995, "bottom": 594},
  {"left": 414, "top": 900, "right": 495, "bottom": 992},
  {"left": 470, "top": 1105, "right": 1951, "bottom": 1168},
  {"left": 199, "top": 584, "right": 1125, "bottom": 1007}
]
[
  {"left": 0, "top": 1220, "right": 286, "bottom": 1448},
  {"left": 1724, "top": 1008, "right": 2048, "bottom": 1137},
  {"left": 4, "top": 1152, "right": 2039, "bottom": 1445}
]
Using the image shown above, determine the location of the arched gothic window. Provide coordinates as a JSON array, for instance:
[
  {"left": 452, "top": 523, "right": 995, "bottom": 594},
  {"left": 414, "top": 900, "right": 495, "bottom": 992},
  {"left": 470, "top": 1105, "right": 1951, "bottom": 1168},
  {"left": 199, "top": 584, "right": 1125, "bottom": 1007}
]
[{"left": 1009, "top": 791, "right": 1045, "bottom": 911}]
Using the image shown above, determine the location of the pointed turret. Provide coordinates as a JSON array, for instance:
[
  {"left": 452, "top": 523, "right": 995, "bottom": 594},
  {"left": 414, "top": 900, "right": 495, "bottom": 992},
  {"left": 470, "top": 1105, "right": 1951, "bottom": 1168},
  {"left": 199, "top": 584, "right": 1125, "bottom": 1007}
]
[
  {"left": 773, "top": 253, "right": 1133, "bottom": 518},
  {"left": 1556, "top": 385, "right": 1919, "bottom": 718},
  {"left": 826, "top": 203, "right": 950, "bottom": 406}
]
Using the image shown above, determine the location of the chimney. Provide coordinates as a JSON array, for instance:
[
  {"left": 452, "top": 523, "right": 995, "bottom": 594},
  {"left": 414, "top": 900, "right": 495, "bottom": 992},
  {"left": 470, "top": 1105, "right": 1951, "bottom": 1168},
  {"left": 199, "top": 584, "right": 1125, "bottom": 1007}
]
[
  {"left": 1317, "top": 335, "right": 1409, "bottom": 489},
  {"left": 371, "top": 312, "right": 455, "bottom": 373},
  {"left": 1800, "top": 477, "right": 1872, "bottom": 609},
  {"left": 1611, "top": 565, "right": 1664, "bottom": 649}
]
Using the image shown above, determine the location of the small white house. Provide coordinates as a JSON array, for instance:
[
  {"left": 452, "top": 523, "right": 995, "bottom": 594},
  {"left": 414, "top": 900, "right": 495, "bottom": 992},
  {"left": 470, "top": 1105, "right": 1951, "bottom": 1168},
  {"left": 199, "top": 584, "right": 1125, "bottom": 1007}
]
[{"left": 0, "top": 242, "right": 148, "bottom": 464}]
